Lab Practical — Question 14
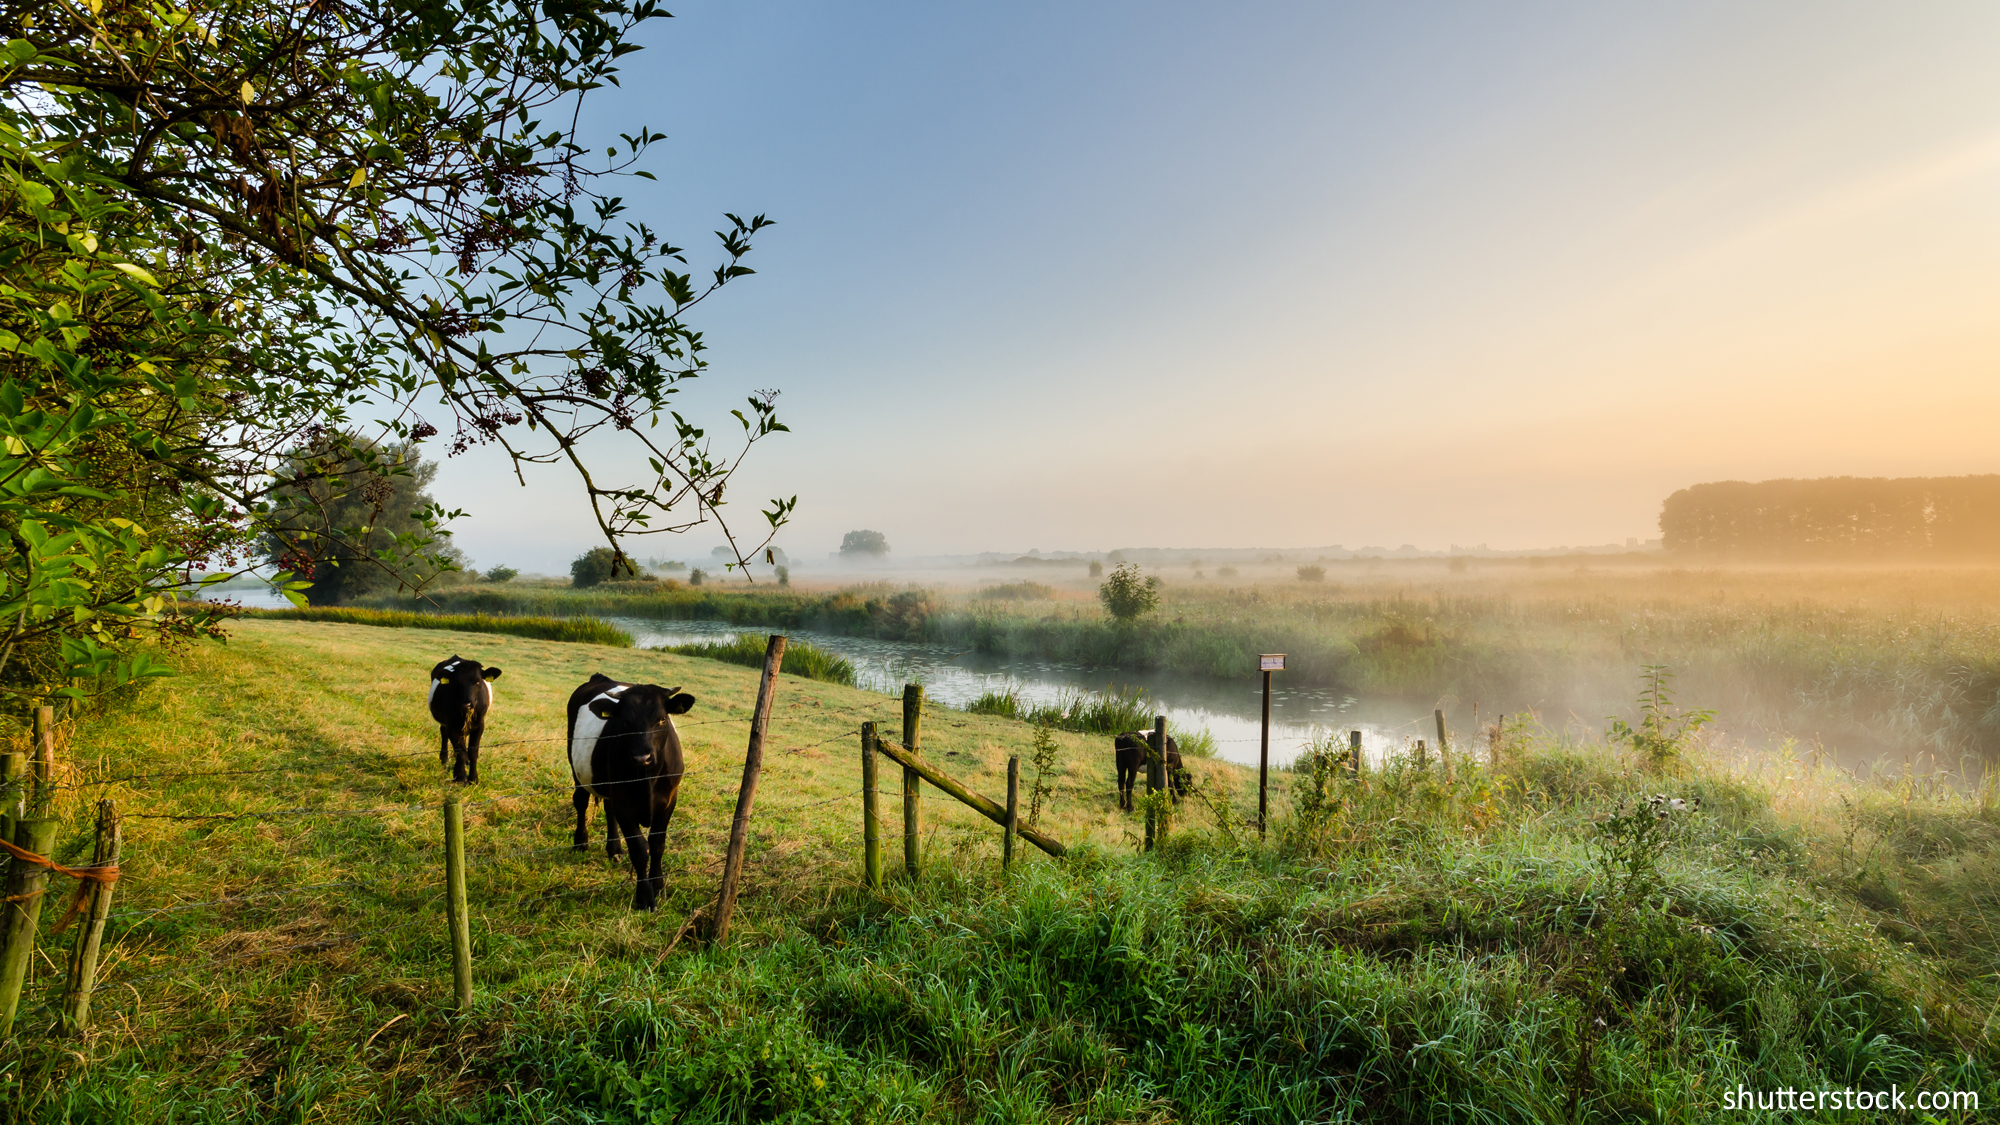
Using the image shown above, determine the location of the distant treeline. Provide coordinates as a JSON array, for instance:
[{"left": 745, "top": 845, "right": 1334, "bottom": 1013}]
[{"left": 1661, "top": 475, "right": 2000, "bottom": 558}]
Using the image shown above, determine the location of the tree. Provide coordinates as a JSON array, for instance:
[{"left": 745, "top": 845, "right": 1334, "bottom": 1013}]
[
  {"left": 483, "top": 567, "right": 517, "bottom": 584},
  {"left": 840, "top": 530, "right": 890, "bottom": 558},
  {"left": 1098, "top": 563, "right": 1160, "bottom": 622},
  {"left": 571, "top": 548, "right": 623, "bottom": 589},
  {"left": 262, "top": 439, "right": 466, "bottom": 605},
  {"left": 0, "top": 0, "right": 794, "bottom": 701}
]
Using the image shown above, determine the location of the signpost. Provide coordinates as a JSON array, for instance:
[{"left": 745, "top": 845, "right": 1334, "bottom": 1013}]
[{"left": 1258, "top": 654, "right": 1284, "bottom": 838}]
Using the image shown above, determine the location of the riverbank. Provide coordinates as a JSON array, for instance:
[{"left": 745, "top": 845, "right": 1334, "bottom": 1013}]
[{"left": 363, "top": 564, "right": 2000, "bottom": 767}]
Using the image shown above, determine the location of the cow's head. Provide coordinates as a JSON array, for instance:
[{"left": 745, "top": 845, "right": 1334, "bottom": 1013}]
[
  {"left": 432, "top": 655, "right": 503, "bottom": 696},
  {"left": 587, "top": 684, "right": 696, "bottom": 765}
]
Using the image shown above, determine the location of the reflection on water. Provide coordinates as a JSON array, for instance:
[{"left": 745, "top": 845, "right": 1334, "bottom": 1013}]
[{"left": 608, "top": 618, "right": 1497, "bottom": 770}]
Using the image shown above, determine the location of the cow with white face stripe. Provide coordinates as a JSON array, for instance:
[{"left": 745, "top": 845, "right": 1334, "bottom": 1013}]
[
  {"left": 566, "top": 672, "right": 696, "bottom": 911},
  {"left": 429, "top": 655, "right": 502, "bottom": 784}
]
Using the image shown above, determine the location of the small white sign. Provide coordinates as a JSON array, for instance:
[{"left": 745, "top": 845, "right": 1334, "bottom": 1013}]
[{"left": 1260, "top": 654, "right": 1286, "bottom": 672}]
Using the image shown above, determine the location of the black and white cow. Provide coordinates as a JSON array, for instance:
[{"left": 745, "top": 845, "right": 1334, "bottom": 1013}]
[
  {"left": 1113, "top": 730, "right": 1187, "bottom": 811},
  {"left": 565, "top": 673, "right": 696, "bottom": 911},
  {"left": 429, "top": 655, "right": 502, "bottom": 784}
]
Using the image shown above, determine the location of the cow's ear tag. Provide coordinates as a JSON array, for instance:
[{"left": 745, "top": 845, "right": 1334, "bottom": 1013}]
[{"left": 593, "top": 707, "right": 615, "bottom": 720}]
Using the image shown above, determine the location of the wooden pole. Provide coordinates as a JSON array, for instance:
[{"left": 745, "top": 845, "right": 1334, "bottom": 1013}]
[
  {"left": 1348, "top": 730, "right": 1362, "bottom": 778},
  {"left": 1004, "top": 756, "right": 1018, "bottom": 871},
  {"left": 861, "top": 723, "right": 882, "bottom": 891},
  {"left": 442, "top": 795, "right": 471, "bottom": 1009},
  {"left": 0, "top": 753, "right": 23, "bottom": 851},
  {"left": 871, "top": 741, "right": 1066, "bottom": 858},
  {"left": 710, "top": 635, "right": 788, "bottom": 947},
  {"left": 901, "top": 684, "right": 923, "bottom": 880},
  {"left": 1495, "top": 714, "right": 1505, "bottom": 762},
  {"left": 30, "top": 706, "right": 52, "bottom": 816},
  {"left": 1415, "top": 739, "right": 1428, "bottom": 772},
  {"left": 0, "top": 818, "right": 59, "bottom": 1038},
  {"left": 1434, "top": 709, "right": 1451, "bottom": 773},
  {"left": 62, "top": 800, "right": 119, "bottom": 1032},
  {"left": 1145, "top": 716, "right": 1167, "bottom": 850},
  {"left": 1258, "top": 671, "right": 1272, "bottom": 839}
]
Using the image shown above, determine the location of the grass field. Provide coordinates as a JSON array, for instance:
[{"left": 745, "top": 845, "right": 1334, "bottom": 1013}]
[{"left": 6, "top": 618, "right": 1997, "bottom": 1121}]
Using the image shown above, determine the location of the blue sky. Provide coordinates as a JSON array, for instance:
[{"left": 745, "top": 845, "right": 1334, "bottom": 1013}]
[{"left": 429, "top": 2, "right": 2000, "bottom": 572}]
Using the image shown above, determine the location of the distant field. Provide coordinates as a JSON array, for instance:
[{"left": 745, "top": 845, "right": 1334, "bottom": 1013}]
[{"left": 5, "top": 617, "right": 1998, "bottom": 1120}]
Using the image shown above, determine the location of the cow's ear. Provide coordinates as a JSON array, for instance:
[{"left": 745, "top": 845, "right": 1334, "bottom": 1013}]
[
  {"left": 482, "top": 667, "right": 503, "bottom": 681},
  {"left": 667, "top": 692, "right": 696, "bottom": 715}
]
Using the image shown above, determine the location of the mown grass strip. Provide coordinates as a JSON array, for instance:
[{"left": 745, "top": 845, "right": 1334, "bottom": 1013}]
[{"left": 241, "top": 605, "right": 633, "bottom": 646}]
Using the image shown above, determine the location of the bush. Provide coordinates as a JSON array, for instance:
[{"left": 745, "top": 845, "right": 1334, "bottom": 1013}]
[
  {"left": 690, "top": 567, "right": 706, "bottom": 587},
  {"left": 1088, "top": 560, "right": 1103, "bottom": 577},
  {"left": 839, "top": 529, "right": 889, "bottom": 558},
  {"left": 571, "top": 547, "right": 622, "bottom": 588},
  {"left": 483, "top": 566, "right": 518, "bottom": 583},
  {"left": 1098, "top": 563, "right": 1160, "bottom": 622},
  {"left": 965, "top": 684, "right": 1154, "bottom": 735},
  {"left": 776, "top": 565, "right": 790, "bottom": 587},
  {"left": 1296, "top": 564, "right": 1326, "bottom": 582}
]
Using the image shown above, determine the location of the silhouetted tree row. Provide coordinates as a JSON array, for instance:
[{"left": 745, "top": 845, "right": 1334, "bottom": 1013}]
[{"left": 1660, "top": 475, "right": 2000, "bottom": 558}]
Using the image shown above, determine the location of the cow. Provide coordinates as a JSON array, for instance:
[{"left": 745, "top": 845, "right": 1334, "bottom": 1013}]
[
  {"left": 1113, "top": 730, "right": 1187, "bottom": 811},
  {"left": 565, "top": 673, "right": 696, "bottom": 911},
  {"left": 429, "top": 655, "right": 502, "bottom": 784}
]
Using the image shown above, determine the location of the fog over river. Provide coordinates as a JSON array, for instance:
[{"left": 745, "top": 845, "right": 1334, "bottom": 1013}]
[{"left": 606, "top": 618, "right": 1496, "bottom": 771}]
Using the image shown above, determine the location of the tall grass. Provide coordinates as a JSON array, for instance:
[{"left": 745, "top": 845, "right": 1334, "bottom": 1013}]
[
  {"left": 659, "top": 634, "right": 856, "bottom": 685},
  {"left": 241, "top": 605, "right": 633, "bottom": 645},
  {"left": 965, "top": 683, "right": 1155, "bottom": 734}
]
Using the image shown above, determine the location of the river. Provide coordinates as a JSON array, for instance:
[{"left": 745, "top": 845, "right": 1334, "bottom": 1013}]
[{"left": 606, "top": 617, "right": 1493, "bottom": 770}]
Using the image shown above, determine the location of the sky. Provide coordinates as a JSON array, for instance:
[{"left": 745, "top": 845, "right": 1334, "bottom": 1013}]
[{"left": 426, "top": 2, "right": 2000, "bottom": 572}]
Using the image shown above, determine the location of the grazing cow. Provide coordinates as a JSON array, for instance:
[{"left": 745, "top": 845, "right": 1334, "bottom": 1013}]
[
  {"left": 429, "top": 655, "right": 502, "bottom": 784},
  {"left": 1113, "top": 730, "right": 1187, "bottom": 811},
  {"left": 566, "top": 673, "right": 696, "bottom": 911}
]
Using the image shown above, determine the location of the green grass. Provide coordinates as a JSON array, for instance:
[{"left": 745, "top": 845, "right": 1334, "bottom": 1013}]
[
  {"left": 243, "top": 605, "right": 633, "bottom": 646},
  {"left": 965, "top": 683, "right": 1157, "bottom": 736},
  {"left": 9, "top": 621, "right": 1998, "bottom": 1121},
  {"left": 658, "top": 634, "right": 857, "bottom": 686}
]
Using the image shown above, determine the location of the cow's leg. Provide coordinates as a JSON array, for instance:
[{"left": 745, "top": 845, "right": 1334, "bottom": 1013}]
[
  {"left": 438, "top": 727, "right": 450, "bottom": 768},
  {"left": 604, "top": 796, "right": 623, "bottom": 859},
  {"left": 571, "top": 786, "right": 591, "bottom": 851},
  {"left": 617, "top": 803, "right": 654, "bottom": 911},
  {"left": 646, "top": 787, "right": 678, "bottom": 905},
  {"left": 1116, "top": 762, "right": 1134, "bottom": 811},
  {"left": 465, "top": 716, "right": 484, "bottom": 784},
  {"left": 448, "top": 729, "right": 470, "bottom": 784}
]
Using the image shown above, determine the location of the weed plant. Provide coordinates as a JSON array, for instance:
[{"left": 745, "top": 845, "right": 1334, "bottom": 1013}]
[{"left": 966, "top": 683, "right": 1156, "bottom": 735}]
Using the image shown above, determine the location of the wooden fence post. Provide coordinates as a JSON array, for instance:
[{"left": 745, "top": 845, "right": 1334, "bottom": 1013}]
[
  {"left": 901, "top": 684, "right": 923, "bottom": 880},
  {"left": 30, "top": 706, "right": 53, "bottom": 816},
  {"left": 1348, "top": 730, "right": 1362, "bottom": 778},
  {"left": 1003, "top": 757, "right": 1018, "bottom": 871},
  {"left": 61, "top": 800, "right": 120, "bottom": 1033},
  {"left": 0, "top": 818, "right": 59, "bottom": 1038},
  {"left": 871, "top": 741, "right": 1067, "bottom": 859},
  {"left": 1145, "top": 715, "right": 1166, "bottom": 851},
  {"left": 710, "top": 635, "right": 787, "bottom": 947},
  {"left": 861, "top": 722, "right": 882, "bottom": 891},
  {"left": 442, "top": 795, "right": 471, "bottom": 1009},
  {"left": 1415, "top": 739, "right": 1427, "bottom": 772},
  {"left": 1434, "top": 709, "right": 1451, "bottom": 774},
  {"left": 0, "top": 753, "right": 22, "bottom": 849}
]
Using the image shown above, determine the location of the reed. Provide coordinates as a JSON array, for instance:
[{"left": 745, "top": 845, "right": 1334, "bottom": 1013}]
[
  {"left": 659, "top": 633, "right": 856, "bottom": 685},
  {"left": 239, "top": 605, "right": 633, "bottom": 645}
]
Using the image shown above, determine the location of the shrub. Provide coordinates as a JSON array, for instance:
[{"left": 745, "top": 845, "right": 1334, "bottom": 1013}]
[
  {"left": 1296, "top": 564, "right": 1326, "bottom": 582},
  {"left": 776, "top": 565, "right": 790, "bottom": 587},
  {"left": 571, "top": 547, "right": 622, "bottom": 588},
  {"left": 966, "top": 684, "right": 1154, "bottom": 735},
  {"left": 1088, "top": 560, "right": 1103, "bottom": 577},
  {"left": 483, "top": 566, "right": 518, "bottom": 583},
  {"left": 690, "top": 567, "right": 706, "bottom": 587},
  {"left": 1098, "top": 563, "right": 1160, "bottom": 622}
]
